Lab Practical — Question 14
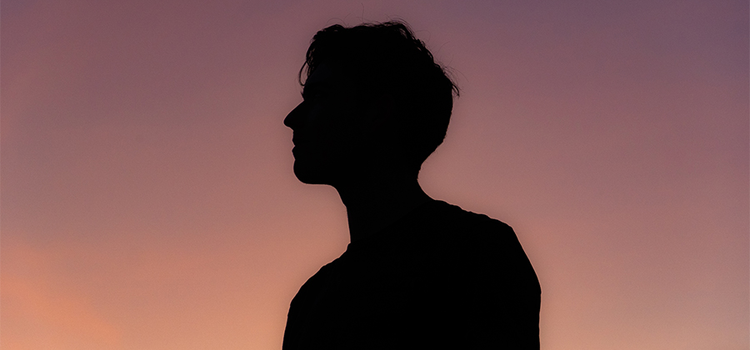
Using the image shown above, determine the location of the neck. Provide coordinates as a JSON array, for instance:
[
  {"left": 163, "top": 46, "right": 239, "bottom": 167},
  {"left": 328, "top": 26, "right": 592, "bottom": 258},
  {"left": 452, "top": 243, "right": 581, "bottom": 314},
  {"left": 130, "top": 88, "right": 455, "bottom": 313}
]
[{"left": 334, "top": 176, "right": 431, "bottom": 243}]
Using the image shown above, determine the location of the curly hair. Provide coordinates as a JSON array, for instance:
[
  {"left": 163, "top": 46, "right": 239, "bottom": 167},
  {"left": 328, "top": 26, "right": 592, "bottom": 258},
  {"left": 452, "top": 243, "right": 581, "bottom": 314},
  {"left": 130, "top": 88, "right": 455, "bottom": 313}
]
[{"left": 300, "top": 21, "right": 459, "bottom": 168}]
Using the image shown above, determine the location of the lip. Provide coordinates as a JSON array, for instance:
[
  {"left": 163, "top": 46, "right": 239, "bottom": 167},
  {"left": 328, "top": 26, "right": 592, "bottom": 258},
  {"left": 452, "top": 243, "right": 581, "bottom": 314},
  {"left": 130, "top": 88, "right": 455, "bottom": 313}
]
[{"left": 292, "top": 135, "right": 310, "bottom": 147}]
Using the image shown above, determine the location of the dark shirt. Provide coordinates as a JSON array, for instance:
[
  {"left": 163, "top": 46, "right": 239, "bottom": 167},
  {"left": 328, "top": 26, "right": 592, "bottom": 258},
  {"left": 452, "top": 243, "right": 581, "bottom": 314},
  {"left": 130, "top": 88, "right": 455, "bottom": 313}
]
[{"left": 283, "top": 200, "right": 540, "bottom": 349}]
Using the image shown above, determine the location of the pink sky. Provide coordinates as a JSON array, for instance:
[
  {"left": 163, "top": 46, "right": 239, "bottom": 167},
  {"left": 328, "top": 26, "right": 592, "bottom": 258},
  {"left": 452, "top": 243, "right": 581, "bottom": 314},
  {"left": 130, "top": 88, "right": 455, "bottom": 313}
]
[{"left": 2, "top": 0, "right": 748, "bottom": 349}]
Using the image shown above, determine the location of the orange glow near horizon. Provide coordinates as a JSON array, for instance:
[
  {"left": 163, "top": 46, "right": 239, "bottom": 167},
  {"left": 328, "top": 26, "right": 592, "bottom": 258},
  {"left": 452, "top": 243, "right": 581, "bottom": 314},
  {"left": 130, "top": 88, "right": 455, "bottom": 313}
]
[{"left": 2, "top": 1, "right": 748, "bottom": 349}]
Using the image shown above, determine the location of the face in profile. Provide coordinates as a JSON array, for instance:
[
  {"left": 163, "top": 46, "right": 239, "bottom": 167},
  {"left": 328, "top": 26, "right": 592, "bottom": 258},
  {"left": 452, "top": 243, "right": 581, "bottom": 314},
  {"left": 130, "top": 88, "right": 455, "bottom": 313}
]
[{"left": 284, "top": 63, "right": 377, "bottom": 186}]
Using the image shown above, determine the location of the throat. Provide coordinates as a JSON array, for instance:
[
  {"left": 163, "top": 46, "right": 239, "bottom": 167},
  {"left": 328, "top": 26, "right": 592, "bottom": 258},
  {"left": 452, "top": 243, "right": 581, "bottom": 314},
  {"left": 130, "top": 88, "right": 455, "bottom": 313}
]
[{"left": 338, "top": 180, "right": 431, "bottom": 243}]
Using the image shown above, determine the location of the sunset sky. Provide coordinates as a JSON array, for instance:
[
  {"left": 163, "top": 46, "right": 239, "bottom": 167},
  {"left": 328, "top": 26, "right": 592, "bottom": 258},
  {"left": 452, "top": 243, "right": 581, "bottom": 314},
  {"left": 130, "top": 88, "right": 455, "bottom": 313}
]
[{"left": 2, "top": 0, "right": 748, "bottom": 349}]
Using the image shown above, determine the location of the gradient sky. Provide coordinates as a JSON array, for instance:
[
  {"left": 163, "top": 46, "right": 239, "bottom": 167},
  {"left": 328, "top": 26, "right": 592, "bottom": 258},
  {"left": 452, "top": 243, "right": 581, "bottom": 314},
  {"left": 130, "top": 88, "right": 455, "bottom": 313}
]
[{"left": 2, "top": 1, "right": 748, "bottom": 349}]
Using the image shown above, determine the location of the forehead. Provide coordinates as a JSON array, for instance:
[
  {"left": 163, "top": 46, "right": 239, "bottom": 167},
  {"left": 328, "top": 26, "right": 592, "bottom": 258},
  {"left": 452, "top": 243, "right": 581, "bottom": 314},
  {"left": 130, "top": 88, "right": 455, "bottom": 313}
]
[
  {"left": 304, "top": 61, "right": 355, "bottom": 93},
  {"left": 305, "top": 62, "right": 335, "bottom": 86}
]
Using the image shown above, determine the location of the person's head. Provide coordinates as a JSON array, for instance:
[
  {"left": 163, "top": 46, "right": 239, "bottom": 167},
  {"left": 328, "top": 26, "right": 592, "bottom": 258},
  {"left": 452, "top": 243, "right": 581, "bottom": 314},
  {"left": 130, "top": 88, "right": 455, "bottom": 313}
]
[{"left": 284, "top": 21, "right": 458, "bottom": 186}]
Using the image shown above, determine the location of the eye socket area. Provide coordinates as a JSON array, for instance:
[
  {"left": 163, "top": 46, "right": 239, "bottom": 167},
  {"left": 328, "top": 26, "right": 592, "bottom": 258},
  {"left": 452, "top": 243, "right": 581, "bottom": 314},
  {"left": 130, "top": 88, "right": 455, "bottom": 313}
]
[{"left": 302, "top": 84, "right": 331, "bottom": 103}]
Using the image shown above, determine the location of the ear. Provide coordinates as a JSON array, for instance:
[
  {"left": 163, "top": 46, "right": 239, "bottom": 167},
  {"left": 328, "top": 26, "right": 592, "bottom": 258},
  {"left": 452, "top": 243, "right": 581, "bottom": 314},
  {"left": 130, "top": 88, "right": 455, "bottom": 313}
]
[{"left": 365, "top": 93, "right": 397, "bottom": 130}]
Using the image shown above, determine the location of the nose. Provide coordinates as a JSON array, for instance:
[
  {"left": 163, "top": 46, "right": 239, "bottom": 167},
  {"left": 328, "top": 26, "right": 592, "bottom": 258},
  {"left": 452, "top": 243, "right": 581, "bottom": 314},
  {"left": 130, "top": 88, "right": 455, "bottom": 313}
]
[{"left": 284, "top": 102, "right": 306, "bottom": 129}]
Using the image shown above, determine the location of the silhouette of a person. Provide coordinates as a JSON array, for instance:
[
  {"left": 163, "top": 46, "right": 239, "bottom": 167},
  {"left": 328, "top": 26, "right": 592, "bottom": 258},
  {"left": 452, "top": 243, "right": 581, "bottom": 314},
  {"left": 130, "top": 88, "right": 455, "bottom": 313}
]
[{"left": 283, "top": 21, "right": 540, "bottom": 349}]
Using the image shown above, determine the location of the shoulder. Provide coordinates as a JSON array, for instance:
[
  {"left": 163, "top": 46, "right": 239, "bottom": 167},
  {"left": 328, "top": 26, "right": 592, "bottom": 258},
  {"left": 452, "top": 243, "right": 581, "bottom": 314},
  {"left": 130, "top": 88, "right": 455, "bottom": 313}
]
[
  {"left": 424, "top": 200, "right": 519, "bottom": 246},
  {"left": 411, "top": 201, "right": 541, "bottom": 345},
  {"left": 288, "top": 258, "right": 342, "bottom": 310},
  {"left": 422, "top": 200, "right": 540, "bottom": 290}
]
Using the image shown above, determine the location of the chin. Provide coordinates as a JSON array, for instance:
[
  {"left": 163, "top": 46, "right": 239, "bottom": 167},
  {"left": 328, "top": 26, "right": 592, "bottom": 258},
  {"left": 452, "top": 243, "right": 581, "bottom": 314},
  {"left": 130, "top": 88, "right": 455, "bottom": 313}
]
[{"left": 293, "top": 161, "right": 329, "bottom": 185}]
